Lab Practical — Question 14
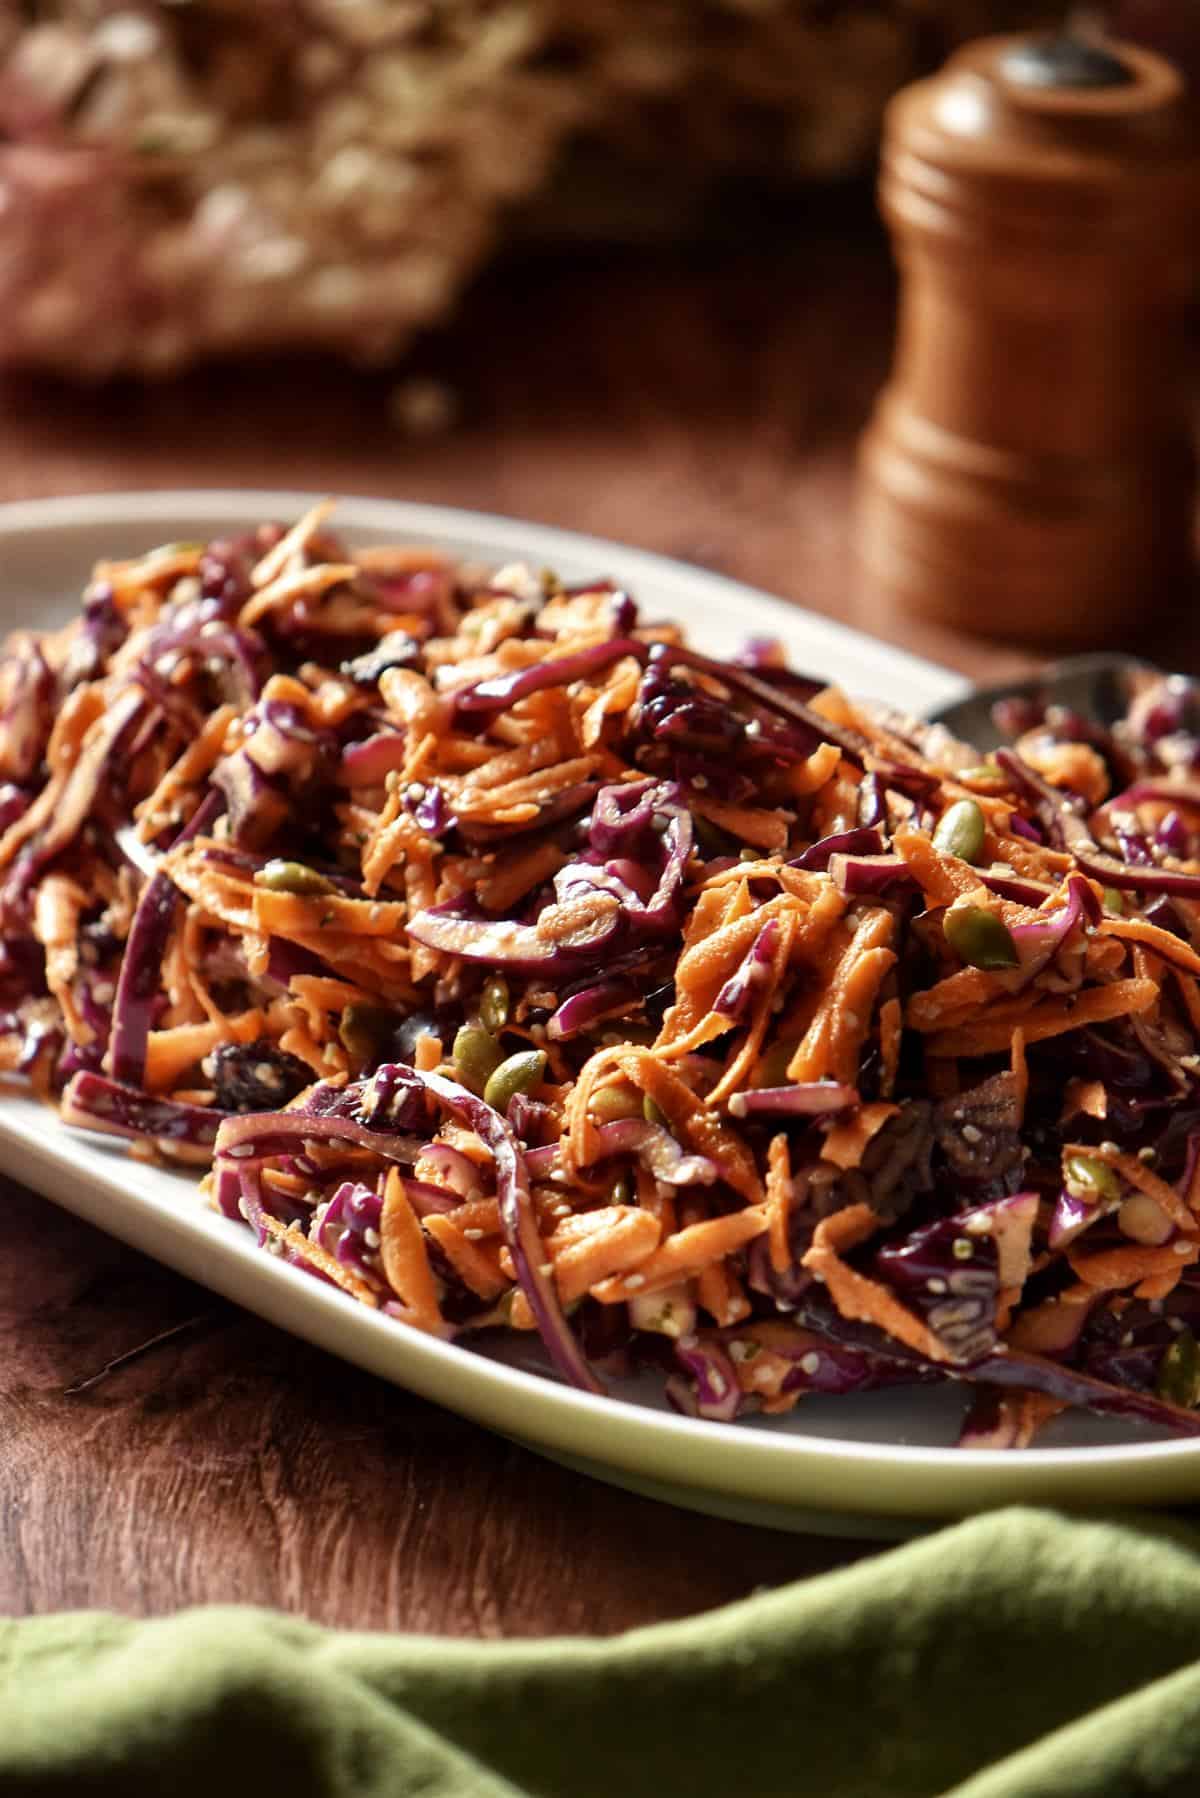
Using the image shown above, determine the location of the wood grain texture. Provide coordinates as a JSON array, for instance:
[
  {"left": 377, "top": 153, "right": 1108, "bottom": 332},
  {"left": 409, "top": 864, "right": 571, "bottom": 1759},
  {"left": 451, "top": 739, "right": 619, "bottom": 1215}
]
[{"left": 0, "top": 204, "right": 1194, "bottom": 1634}]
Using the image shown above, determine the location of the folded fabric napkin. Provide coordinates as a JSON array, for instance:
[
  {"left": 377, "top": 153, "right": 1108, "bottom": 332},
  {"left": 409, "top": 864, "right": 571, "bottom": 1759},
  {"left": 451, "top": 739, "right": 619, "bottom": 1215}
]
[{"left": 6, "top": 1506, "right": 1200, "bottom": 1797}]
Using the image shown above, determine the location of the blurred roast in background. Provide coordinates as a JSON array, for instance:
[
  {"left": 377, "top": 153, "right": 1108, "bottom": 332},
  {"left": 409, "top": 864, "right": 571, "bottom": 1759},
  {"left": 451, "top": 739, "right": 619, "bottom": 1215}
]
[{"left": 0, "top": 2, "right": 1193, "bottom": 376}]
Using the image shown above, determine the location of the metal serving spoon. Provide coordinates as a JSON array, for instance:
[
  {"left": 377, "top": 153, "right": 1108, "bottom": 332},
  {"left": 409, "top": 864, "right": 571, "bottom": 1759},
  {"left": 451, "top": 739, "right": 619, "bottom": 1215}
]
[{"left": 924, "top": 652, "right": 1160, "bottom": 748}]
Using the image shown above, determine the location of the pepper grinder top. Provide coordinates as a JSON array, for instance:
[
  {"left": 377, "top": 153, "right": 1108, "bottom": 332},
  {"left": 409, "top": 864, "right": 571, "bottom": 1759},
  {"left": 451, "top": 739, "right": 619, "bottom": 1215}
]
[{"left": 856, "top": 31, "right": 1200, "bottom": 648}]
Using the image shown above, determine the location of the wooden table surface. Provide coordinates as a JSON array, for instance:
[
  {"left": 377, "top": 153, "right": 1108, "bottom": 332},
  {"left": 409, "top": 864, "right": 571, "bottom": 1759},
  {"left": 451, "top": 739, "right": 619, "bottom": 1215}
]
[{"left": 0, "top": 204, "right": 1193, "bottom": 1636}]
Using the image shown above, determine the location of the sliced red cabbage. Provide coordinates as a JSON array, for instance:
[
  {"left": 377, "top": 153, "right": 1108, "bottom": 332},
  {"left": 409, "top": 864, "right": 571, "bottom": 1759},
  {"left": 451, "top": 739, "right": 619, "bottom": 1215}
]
[
  {"left": 827, "top": 852, "right": 917, "bottom": 897},
  {"left": 407, "top": 890, "right": 622, "bottom": 971},
  {"left": 579, "top": 1118, "right": 718, "bottom": 1186},
  {"left": 546, "top": 978, "right": 642, "bottom": 1042},
  {"left": 788, "top": 827, "right": 884, "bottom": 871},
  {"left": 665, "top": 1340, "right": 741, "bottom": 1420},
  {"left": 339, "top": 731, "right": 409, "bottom": 787},
  {"left": 61, "top": 1072, "right": 224, "bottom": 1150},
  {"left": 646, "top": 644, "right": 867, "bottom": 767},
  {"left": 109, "top": 790, "right": 223, "bottom": 1088},
  {"left": 714, "top": 918, "right": 780, "bottom": 1021},
  {"left": 728, "top": 1083, "right": 858, "bottom": 1119},
  {"left": 452, "top": 639, "right": 648, "bottom": 716}
]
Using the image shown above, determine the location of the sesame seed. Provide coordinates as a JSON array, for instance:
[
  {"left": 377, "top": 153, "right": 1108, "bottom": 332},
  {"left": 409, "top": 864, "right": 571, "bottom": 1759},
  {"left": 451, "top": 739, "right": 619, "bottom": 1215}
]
[
  {"left": 952, "top": 1238, "right": 973, "bottom": 1260},
  {"left": 1100, "top": 1140, "right": 1121, "bottom": 1157},
  {"left": 1175, "top": 1241, "right": 1194, "bottom": 1256},
  {"left": 961, "top": 1123, "right": 983, "bottom": 1145},
  {"left": 625, "top": 1274, "right": 646, "bottom": 1290},
  {"left": 800, "top": 1352, "right": 820, "bottom": 1376},
  {"left": 539, "top": 1262, "right": 553, "bottom": 1277},
  {"left": 363, "top": 1228, "right": 380, "bottom": 1249},
  {"left": 1138, "top": 1146, "right": 1157, "bottom": 1164},
  {"left": 463, "top": 1228, "right": 484, "bottom": 1241},
  {"left": 691, "top": 774, "right": 709, "bottom": 790},
  {"left": 927, "top": 1276, "right": 948, "bottom": 1294}
]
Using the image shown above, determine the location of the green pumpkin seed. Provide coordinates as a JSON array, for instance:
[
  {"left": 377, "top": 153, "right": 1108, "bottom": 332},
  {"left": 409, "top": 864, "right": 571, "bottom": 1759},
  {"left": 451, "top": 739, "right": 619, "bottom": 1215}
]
[
  {"left": 933, "top": 798, "right": 986, "bottom": 865},
  {"left": 452, "top": 1024, "right": 504, "bottom": 1092},
  {"left": 1063, "top": 1151, "right": 1121, "bottom": 1205},
  {"left": 479, "top": 974, "right": 510, "bottom": 1035},
  {"left": 339, "top": 1004, "right": 397, "bottom": 1067},
  {"left": 255, "top": 859, "right": 336, "bottom": 897},
  {"left": 958, "top": 765, "right": 1008, "bottom": 790},
  {"left": 610, "top": 1173, "right": 634, "bottom": 1207},
  {"left": 1102, "top": 887, "right": 1126, "bottom": 915},
  {"left": 643, "top": 1095, "right": 668, "bottom": 1127},
  {"left": 1158, "top": 1329, "right": 1200, "bottom": 1409},
  {"left": 943, "top": 902, "right": 1019, "bottom": 970},
  {"left": 484, "top": 1049, "right": 548, "bottom": 1111},
  {"left": 590, "top": 1081, "right": 644, "bottom": 1124}
]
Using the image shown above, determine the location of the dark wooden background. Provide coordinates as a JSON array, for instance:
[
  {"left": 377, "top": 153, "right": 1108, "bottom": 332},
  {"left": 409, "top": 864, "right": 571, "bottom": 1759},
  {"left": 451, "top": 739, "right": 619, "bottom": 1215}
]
[{"left": 0, "top": 200, "right": 1192, "bottom": 1635}]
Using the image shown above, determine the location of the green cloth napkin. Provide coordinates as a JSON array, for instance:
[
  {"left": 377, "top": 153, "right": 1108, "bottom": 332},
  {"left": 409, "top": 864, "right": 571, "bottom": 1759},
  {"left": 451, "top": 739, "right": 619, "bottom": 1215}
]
[{"left": 5, "top": 1507, "right": 1200, "bottom": 1797}]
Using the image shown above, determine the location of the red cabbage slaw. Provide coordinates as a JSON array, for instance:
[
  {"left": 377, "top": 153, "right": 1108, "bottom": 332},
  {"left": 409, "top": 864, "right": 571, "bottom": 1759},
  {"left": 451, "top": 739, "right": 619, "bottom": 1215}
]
[{"left": 5, "top": 505, "right": 1200, "bottom": 1445}]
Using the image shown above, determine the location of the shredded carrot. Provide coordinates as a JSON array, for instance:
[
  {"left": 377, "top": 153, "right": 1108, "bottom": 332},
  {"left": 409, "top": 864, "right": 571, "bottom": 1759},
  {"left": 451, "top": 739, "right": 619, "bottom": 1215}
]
[
  {"left": 380, "top": 1168, "right": 444, "bottom": 1333},
  {"left": 766, "top": 1133, "right": 793, "bottom": 1274},
  {"left": 927, "top": 978, "right": 1158, "bottom": 1058},
  {"left": 590, "top": 1205, "right": 769, "bottom": 1302},
  {"left": 1099, "top": 915, "right": 1200, "bottom": 975},
  {"left": 787, "top": 908, "right": 896, "bottom": 1084},
  {"left": 697, "top": 1260, "right": 752, "bottom": 1326}
]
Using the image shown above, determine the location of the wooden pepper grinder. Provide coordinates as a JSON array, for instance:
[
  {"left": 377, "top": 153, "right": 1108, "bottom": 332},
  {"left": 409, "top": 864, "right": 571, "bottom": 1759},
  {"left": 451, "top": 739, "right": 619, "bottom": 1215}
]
[{"left": 856, "top": 30, "right": 1200, "bottom": 646}]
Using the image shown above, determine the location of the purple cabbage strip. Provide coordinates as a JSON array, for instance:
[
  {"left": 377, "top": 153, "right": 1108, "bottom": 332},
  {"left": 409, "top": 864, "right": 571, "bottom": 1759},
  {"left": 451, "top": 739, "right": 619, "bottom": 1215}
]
[
  {"left": 340, "top": 731, "right": 409, "bottom": 787},
  {"left": 645, "top": 643, "right": 867, "bottom": 767},
  {"left": 61, "top": 1072, "right": 224, "bottom": 1150},
  {"left": 714, "top": 917, "right": 780, "bottom": 1021},
  {"left": 788, "top": 827, "right": 884, "bottom": 871},
  {"left": 108, "top": 789, "right": 223, "bottom": 1087},
  {"left": 857, "top": 772, "right": 887, "bottom": 829},
  {"left": 568, "top": 1117, "right": 718, "bottom": 1186},
  {"left": 0, "top": 784, "right": 30, "bottom": 835},
  {"left": 827, "top": 852, "right": 916, "bottom": 898},
  {"left": 452, "top": 639, "right": 648, "bottom": 716},
  {"left": 547, "top": 978, "right": 642, "bottom": 1042},
  {"left": 407, "top": 890, "right": 622, "bottom": 972},
  {"left": 317, "top": 1180, "right": 384, "bottom": 1281},
  {"left": 728, "top": 1083, "right": 858, "bottom": 1119},
  {"left": 666, "top": 1340, "right": 741, "bottom": 1421}
]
